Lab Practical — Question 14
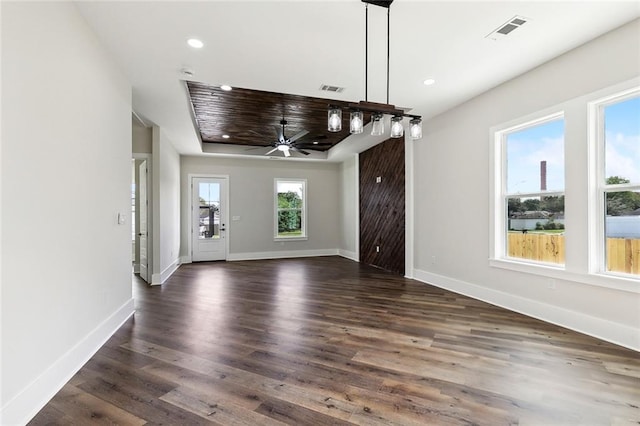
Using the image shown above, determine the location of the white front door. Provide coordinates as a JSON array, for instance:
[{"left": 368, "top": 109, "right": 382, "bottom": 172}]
[
  {"left": 192, "top": 177, "right": 227, "bottom": 262},
  {"left": 138, "top": 160, "right": 149, "bottom": 282}
]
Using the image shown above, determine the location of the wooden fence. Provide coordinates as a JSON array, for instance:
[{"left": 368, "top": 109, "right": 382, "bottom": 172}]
[
  {"left": 607, "top": 238, "right": 640, "bottom": 275},
  {"left": 507, "top": 233, "right": 565, "bottom": 264},
  {"left": 508, "top": 233, "right": 639, "bottom": 275}
]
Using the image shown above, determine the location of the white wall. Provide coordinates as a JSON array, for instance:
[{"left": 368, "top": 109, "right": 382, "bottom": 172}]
[
  {"left": 152, "top": 127, "right": 181, "bottom": 284},
  {"left": 338, "top": 155, "right": 359, "bottom": 261},
  {"left": 413, "top": 19, "right": 640, "bottom": 350},
  {"left": 1, "top": 2, "right": 134, "bottom": 424},
  {"left": 180, "top": 156, "right": 340, "bottom": 260},
  {"left": 132, "top": 118, "right": 152, "bottom": 154}
]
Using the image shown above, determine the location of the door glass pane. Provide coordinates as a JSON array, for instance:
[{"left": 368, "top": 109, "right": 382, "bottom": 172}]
[
  {"left": 199, "top": 182, "right": 220, "bottom": 239},
  {"left": 605, "top": 191, "right": 640, "bottom": 276}
]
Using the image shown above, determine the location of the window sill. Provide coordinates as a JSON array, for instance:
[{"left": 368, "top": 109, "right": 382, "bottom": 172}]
[
  {"left": 274, "top": 236, "right": 308, "bottom": 242},
  {"left": 489, "top": 258, "right": 640, "bottom": 294}
]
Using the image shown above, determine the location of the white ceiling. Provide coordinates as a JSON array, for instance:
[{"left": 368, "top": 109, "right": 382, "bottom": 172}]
[{"left": 76, "top": 1, "right": 640, "bottom": 158}]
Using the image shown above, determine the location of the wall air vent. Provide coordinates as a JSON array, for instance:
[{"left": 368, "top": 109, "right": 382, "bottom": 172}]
[
  {"left": 485, "top": 15, "right": 529, "bottom": 41},
  {"left": 319, "top": 84, "right": 345, "bottom": 93}
]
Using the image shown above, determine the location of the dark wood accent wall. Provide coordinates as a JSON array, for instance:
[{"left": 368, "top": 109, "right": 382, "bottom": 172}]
[{"left": 359, "top": 137, "right": 405, "bottom": 275}]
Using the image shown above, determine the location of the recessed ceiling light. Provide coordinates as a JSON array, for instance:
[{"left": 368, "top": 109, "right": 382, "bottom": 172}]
[
  {"left": 313, "top": 141, "right": 319, "bottom": 145},
  {"left": 423, "top": 78, "right": 436, "bottom": 86},
  {"left": 220, "top": 85, "right": 232, "bottom": 91},
  {"left": 187, "top": 38, "right": 204, "bottom": 49},
  {"left": 222, "top": 134, "right": 230, "bottom": 139}
]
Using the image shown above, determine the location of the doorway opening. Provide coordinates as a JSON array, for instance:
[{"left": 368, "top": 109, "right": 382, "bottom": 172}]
[{"left": 132, "top": 156, "right": 151, "bottom": 282}]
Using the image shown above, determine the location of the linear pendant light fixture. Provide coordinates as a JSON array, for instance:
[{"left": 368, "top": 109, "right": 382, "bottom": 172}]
[{"left": 327, "top": 0, "right": 422, "bottom": 140}]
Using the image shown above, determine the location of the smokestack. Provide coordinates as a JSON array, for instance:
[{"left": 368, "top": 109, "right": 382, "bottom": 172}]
[{"left": 540, "top": 160, "right": 547, "bottom": 191}]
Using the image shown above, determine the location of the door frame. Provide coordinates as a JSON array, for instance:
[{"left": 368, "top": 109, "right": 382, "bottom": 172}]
[
  {"left": 133, "top": 153, "right": 152, "bottom": 282},
  {"left": 188, "top": 173, "right": 230, "bottom": 262}
]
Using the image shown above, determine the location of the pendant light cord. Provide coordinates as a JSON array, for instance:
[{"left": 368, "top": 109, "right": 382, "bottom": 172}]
[
  {"left": 365, "top": 3, "right": 368, "bottom": 102},
  {"left": 386, "top": 6, "right": 390, "bottom": 105}
]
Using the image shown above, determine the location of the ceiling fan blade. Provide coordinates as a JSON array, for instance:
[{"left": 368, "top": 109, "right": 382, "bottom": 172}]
[
  {"left": 296, "top": 141, "right": 332, "bottom": 146},
  {"left": 287, "top": 130, "right": 309, "bottom": 143},
  {"left": 290, "top": 146, "right": 310, "bottom": 155},
  {"left": 274, "top": 125, "right": 285, "bottom": 143},
  {"left": 265, "top": 147, "right": 278, "bottom": 155},
  {"left": 283, "top": 149, "right": 291, "bottom": 157}
]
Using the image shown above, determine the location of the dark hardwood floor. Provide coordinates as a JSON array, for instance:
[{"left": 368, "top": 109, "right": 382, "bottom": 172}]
[{"left": 30, "top": 257, "right": 640, "bottom": 425}]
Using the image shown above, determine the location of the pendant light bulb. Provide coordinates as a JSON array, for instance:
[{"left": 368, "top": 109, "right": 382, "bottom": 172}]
[
  {"left": 350, "top": 111, "right": 364, "bottom": 134},
  {"left": 410, "top": 118, "right": 423, "bottom": 140},
  {"left": 328, "top": 107, "right": 342, "bottom": 132},
  {"left": 390, "top": 116, "right": 404, "bottom": 138},
  {"left": 371, "top": 113, "right": 384, "bottom": 136}
]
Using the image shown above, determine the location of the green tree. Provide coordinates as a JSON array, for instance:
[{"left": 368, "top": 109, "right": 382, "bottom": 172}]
[
  {"left": 508, "top": 198, "right": 524, "bottom": 215},
  {"left": 278, "top": 191, "right": 302, "bottom": 232},
  {"left": 541, "top": 196, "right": 564, "bottom": 213},
  {"left": 606, "top": 176, "right": 640, "bottom": 215},
  {"left": 278, "top": 191, "right": 302, "bottom": 209},
  {"left": 523, "top": 198, "right": 540, "bottom": 211}
]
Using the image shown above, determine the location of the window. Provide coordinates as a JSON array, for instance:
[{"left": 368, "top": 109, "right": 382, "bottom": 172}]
[
  {"left": 498, "top": 113, "right": 565, "bottom": 266},
  {"left": 595, "top": 91, "right": 640, "bottom": 277},
  {"left": 275, "top": 179, "right": 306, "bottom": 239},
  {"left": 198, "top": 181, "right": 221, "bottom": 239}
]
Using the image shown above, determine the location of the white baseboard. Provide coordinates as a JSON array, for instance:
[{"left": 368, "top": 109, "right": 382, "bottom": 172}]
[
  {"left": 413, "top": 268, "right": 639, "bottom": 352},
  {"left": 0, "top": 298, "right": 135, "bottom": 426},
  {"left": 132, "top": 263, "right": 140, "bottom": 274},
  {"left": 151, "top": 258, "right": 180, "bottom": 285},
  {"left": 179, "top": 255, "right": 192, "bottom": 264},
  {"left": 338, "top": 249, "right": 358, "bottom": 262},
  {"left": 227, "top": 248, "right": 339, "bottom": 261}
]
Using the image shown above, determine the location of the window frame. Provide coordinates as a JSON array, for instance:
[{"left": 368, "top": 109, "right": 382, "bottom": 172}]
[
  {"left": 589, "top": 87, "right": 640, "bottom": 278},
  {"left": 492, "top": 111, "right": 566, "bottom": 269},
  {"left": 274, "top": 178, "right": 308, "bottom": 241},
  {"left": 489, "top": 78, "right": 640, "bottom": 292}
]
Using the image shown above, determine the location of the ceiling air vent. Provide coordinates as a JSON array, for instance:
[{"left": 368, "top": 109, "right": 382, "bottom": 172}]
[
  {"left": 485, "top": 16, "right": 529, "bottom": 41},
  {"left": 319, "top": 84, "right": 345, "bottom": 93}
]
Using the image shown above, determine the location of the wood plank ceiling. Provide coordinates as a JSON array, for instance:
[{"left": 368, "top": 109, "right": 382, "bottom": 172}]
[{"left": 186, "top": 81, "right": 371, "bottom": 152}]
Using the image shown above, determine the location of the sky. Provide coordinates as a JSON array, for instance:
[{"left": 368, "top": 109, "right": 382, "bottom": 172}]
[
  {"left": 506, "top": 119, "right": 564, "bottom": 194},
  {"left": 506, "top": 96, "right": 639, "bottom": 194},
  {"left": 277, "top": 181, "right": 304, "bottom": 197},
  {"left": 199, "top": 182, "right": 220, "bottom": 204},
  {"left": 605, "top": 96, "right": 640, "bottom": 183}
]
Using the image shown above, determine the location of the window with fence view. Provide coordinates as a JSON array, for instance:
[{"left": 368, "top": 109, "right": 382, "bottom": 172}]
[
  {"left": 275, "top": 179, "right": 306, "bottom": 239},
  {"left": 600, "top": 94, "right": 640, "bottom": 277},
  {"left": 503, "top": 115, "right": 565, "bottom": 265}
]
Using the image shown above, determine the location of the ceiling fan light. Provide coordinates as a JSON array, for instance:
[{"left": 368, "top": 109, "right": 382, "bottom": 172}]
[
  {"left": 277, "top": 144, "right": 289, "bottom": 152},
  {"left": 371, "top": 113, "right": 384, "bottom": 136},
  {"left": 350, "top": 111, "right": 364, "bottom": 134},
  {"left": 328, "top": 106, "right": 342, "bottom": 132},
  {"left": 390, "top": 116, "right": 404, "bottom": 138},
  {"left": 410, "top": 118, "right": 423, "bottom": 140}
]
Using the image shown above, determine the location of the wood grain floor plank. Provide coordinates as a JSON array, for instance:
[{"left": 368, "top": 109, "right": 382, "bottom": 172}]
[
  {"left": 47, "top": 385, "right": 146, "bottom": 426},
  {"left": 160, "top": 386, "right": 284, "bottom": 426},
  {"left": 29, "top": 257, "right": 640, "bottom": 425}
]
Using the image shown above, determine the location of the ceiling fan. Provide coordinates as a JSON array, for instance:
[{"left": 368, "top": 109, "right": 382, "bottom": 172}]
[{"left": 264, "top": 119, "right": 309, "bottom": 157}]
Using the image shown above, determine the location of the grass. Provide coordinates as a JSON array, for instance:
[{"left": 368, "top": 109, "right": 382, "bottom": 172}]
[
  {"left": 509, "top": 229, "right": 565, "bottom": 234},
  {"left": 277, "top": 230, "right": 303, "bottom": 237}
]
